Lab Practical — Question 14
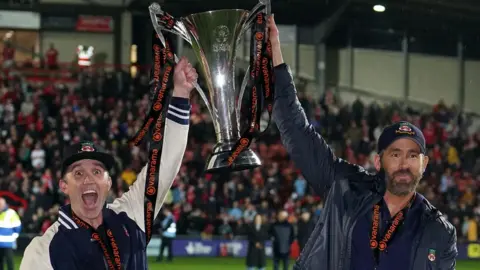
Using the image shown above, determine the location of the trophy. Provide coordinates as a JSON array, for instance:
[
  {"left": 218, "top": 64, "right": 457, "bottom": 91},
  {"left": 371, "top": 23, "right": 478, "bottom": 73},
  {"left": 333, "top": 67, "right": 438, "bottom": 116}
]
[{"left": 148, "top": 1, "right": 274, "bottom": 173}]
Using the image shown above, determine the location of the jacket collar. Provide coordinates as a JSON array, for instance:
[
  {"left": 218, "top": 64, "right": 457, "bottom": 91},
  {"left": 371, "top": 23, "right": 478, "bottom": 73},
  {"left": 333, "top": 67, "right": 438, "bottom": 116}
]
[
  {"left": 58, "top": 205, "right": 81, "bottom": 230},
  {"left": 58, "top": 204, "right": 110, "bottom": 230}
]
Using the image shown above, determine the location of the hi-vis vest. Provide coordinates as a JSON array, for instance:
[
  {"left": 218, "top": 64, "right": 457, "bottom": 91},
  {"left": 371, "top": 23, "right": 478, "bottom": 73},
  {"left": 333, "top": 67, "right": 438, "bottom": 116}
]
[
  {"left": 0, "top": 208, "right": 21, "bottom": 248},
  {"left": 77, "top": 45, "right": 94, "bottom": 67},
  {"left": 162, "top": 216, "right": 176, "bottom": 238}
]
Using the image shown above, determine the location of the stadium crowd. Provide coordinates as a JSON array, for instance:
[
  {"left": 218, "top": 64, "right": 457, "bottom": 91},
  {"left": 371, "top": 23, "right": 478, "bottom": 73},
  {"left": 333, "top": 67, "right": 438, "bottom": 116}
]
[{"left": 0, "top": 60, "right": 479, "bottom": 247}]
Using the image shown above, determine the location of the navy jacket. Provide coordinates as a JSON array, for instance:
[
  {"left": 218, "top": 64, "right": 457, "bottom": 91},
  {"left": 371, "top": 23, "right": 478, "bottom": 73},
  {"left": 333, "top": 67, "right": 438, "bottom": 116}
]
[
  {"left": 20, "top": 101, "right": 190, "bottom": 270},
  {"left": 269, "top": 221, "right": 295, "bottom": 255},
  {"left": 272, "top": 64, "right": 457, "bottom": 270}
]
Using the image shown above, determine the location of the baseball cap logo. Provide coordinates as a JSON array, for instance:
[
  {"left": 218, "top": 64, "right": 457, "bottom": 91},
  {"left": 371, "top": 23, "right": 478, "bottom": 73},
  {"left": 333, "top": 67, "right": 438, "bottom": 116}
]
[
  {"left": 399, "top": 125, "right": 411, "bottom": 132},
  {"left": 81, "top": 145, "right": 95, "bottom": 152},
  {"left": 395, "top": 125, "right": 415, "bottom": 135}
]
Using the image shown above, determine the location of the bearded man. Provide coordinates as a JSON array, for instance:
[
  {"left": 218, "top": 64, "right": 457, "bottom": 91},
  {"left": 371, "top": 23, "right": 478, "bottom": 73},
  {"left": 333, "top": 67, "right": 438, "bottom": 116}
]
[{"left": 268, "top": 15, "right": 456, "bottom": 270}]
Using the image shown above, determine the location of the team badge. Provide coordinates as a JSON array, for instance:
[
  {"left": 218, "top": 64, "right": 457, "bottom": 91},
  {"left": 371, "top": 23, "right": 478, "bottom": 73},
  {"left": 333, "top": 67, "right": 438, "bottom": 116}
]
[
  {"left": 80, "top": 144, "right": 95, "bottom": 152},
  {"left": 399, "top": 125, "right": 412, "bottom": 132},
  {"left": 428, "top": 249, "right": 436, "bottom": 262},
  {"left": 395, "top": 124, "right": 415, "bottom": 135}
]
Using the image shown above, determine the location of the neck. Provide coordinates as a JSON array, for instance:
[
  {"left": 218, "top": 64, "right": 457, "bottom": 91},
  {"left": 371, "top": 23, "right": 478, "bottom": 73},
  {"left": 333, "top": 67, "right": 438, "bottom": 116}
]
[
  {"left": 86, "top": 215, "right": 103, "bottom": 229},
  {"left": 383, "top": 191, "right": 415, "bottom": 216},
  {"left": 72, "top": 208, "right": 103, "bottom": 229}
]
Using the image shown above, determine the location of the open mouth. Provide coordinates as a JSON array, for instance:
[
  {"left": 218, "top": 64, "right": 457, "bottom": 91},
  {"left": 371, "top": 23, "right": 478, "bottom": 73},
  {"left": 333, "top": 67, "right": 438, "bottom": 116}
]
[{"left": 81, "top": 190, "right": 98, "bottom": 208}]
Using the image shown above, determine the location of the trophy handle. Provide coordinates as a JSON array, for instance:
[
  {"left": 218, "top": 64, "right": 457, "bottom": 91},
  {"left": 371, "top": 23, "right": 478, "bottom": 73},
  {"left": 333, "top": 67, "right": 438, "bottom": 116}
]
[
  {"left": 243, "top": 0, "right": 271, "bottom": 33},
  {"left": 261, "top": 0, "right": 272, "bottom": 16},
  {"left": 149, "top": 3, "right": 192, "bottom": 44},
  {"left": 148, "top": 3, "right": 214, "bottom": 118},
  {"left": 238, "top": 0, "right": 271, "bottom": 127}
]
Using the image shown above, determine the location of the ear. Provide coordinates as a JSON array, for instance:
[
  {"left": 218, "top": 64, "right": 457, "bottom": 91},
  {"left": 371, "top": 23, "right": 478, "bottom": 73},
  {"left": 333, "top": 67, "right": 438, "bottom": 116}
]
[
  {"left": 59, "top": 179, "right": 68, "bottom": 194},
  {"left": 421, "top": 154, "right": 429, "bottom": 173},
  {"left": 107, "top": 176, "right": 112, "bottom": 190},
  {"left": 374, "top": 153, "right": 382, "bottom": 172}
]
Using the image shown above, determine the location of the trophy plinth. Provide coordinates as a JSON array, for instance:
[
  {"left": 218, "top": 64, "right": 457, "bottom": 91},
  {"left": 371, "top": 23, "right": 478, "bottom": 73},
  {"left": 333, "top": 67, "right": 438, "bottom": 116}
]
[{"left": 206, "top": 142, "right": 261, "bottom": 173}]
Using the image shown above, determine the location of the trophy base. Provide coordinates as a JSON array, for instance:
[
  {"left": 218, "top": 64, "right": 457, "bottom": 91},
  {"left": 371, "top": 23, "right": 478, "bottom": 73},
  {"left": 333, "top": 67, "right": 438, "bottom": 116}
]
[{"left": 205, "top": 143, "right": 261, "bottom": 173}]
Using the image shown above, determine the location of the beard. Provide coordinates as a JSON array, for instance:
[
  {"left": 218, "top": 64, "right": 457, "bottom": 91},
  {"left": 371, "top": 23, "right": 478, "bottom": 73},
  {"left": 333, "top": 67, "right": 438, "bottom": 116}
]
[{"left": 382, "top": 168, "right": 422, "bottom": 197}]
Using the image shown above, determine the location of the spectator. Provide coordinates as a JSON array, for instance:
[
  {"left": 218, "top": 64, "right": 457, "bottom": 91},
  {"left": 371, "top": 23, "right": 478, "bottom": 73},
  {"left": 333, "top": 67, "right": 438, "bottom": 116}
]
[
  {"left": 30, "top": 142, "right": 46, "bottom": 170},
  {"left": 293, "top": 174, "right": 307, "bottom": 199},
  {"left": 243, "top": 203, "right": 257, "bottom": 223},
  {"left": 246, "top": 214, "right": 269, "bottom": 270},
  {"left": 218, "top": 216, "right": 233, "bottom": 239},
  {"left": 157, "top": 208, "right": 176, "bottom": 262},
  {"left": 2, "top": 42, "right": 14, "bottom": 70},
  {"left": 45, "top": 44, "right": 58, "bottom": 70},
  {"left": 297, "top": 211, "right": 315, "bottom": 251},
  {"left": 269, "top": 211, "right": 294, "bottom": 270},
  {"left": 0, "top": 197, "right": 21, "bottom": 270},
  {"left": 229, "top": 201, "right": 243, "bottom": 221}
]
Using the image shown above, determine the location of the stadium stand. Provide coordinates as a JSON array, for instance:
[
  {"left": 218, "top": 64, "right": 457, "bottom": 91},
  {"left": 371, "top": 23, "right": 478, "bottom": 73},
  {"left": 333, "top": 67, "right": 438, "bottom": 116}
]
[{"left": 0, "top": 52, "right": 478, "bottom": 248}]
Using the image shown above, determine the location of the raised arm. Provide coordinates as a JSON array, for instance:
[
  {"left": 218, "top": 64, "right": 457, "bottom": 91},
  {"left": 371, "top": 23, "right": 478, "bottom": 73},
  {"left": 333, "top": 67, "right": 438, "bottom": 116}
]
[
  {"left": 108, "top": 57, "right": 196, "bottom": 232},
  {"left": 269, "top": 16, "right": 356, "bottom": 195},
  {"left": 108, "top": 101, "right": 189, "bottom": 231}
]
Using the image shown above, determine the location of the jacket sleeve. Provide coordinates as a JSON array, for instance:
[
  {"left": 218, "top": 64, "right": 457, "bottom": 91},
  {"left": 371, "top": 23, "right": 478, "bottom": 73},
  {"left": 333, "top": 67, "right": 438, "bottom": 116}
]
[
  {"left": 20, "top": 224, "right": 59, "bottom": 270},
  {"left": 20, "top": 238, "right": 53, "bottom": 270},
  {"left": 437, "top": 225, "right": 457, "bottom": 270},
  {"left": 108, "top": 97, "right": 190, "bottom": 232},
  {"left": 273, "top": 64, "right": 358, "bottom": 195}
]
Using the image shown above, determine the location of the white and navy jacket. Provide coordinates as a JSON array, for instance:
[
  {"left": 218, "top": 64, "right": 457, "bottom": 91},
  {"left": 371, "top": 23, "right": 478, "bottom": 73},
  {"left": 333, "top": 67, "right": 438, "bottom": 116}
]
[{"left": 20, "top": 98, "right": 190, "bottom": 270}]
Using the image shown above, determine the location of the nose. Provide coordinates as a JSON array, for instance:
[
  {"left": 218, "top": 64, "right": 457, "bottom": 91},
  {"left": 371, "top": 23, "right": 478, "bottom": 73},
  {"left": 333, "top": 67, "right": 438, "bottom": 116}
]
[
  {"left": 83, "top": 174, "right": 95, "bottom": 184},
  {"left": 399, "top": 156, "right": 409, "bottom": 170}
]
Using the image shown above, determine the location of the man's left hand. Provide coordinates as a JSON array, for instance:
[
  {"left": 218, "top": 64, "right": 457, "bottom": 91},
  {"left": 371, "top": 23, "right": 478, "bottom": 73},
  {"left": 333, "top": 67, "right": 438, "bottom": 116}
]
[{"left": 173, "top": 57, "right": 198, "bottom": 98}]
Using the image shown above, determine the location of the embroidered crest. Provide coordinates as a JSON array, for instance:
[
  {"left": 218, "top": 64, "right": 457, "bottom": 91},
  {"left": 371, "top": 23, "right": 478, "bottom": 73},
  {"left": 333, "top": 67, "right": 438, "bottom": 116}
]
[
  {"left": 399, "top": 125, "right": 412, "bottom": 132},
  {"left": 80, "top": 143, "right": 95, "bottom": 152},
  {"left": 428, "top": 249, "right": 436, "bottom": 262},
  {"left": 395, "top": 124, "right": 415, "bottom": 135}
]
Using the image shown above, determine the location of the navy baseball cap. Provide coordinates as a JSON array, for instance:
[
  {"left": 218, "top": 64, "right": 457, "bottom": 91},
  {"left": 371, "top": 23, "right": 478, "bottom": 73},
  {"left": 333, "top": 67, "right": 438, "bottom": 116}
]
[
  {"left": 377, "top": 121, "right": 426, "bottom": 154},
  {"left": 61, "top": 141, "right": 115, "bottom": 175}
]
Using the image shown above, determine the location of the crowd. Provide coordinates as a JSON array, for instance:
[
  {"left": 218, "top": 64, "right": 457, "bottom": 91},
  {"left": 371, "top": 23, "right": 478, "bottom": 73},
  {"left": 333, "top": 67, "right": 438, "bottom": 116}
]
[{"left": 0, "top": 57, "right": 478, "bottom": 246}]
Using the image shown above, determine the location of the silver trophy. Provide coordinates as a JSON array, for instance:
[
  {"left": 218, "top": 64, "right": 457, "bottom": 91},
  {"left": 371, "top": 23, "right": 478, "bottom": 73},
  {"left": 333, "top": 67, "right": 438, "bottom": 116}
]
[{"left": 149, "top": 1, "right": 271, "bottom": 173}]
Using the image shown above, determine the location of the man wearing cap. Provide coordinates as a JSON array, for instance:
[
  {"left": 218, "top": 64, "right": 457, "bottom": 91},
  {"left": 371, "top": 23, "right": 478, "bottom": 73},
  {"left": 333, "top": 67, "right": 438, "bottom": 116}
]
[
  {"left": 20, "top": 57, "right": 197, "bottom": 269},
  {"left": 268, "top": 16, "right": 456, "bottom": 270}
]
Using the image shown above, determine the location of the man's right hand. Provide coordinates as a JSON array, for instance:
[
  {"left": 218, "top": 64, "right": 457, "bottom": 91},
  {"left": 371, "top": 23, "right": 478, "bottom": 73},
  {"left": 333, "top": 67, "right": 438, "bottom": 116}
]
[{"left": 268, "top": 15, "right": 284, "bottom": 67}]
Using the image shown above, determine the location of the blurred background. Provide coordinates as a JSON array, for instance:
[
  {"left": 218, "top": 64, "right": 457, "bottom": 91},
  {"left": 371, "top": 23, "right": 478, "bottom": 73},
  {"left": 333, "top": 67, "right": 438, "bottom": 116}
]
[{"left": 0, "top": 0, "right": 479, "bottom": 269}]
